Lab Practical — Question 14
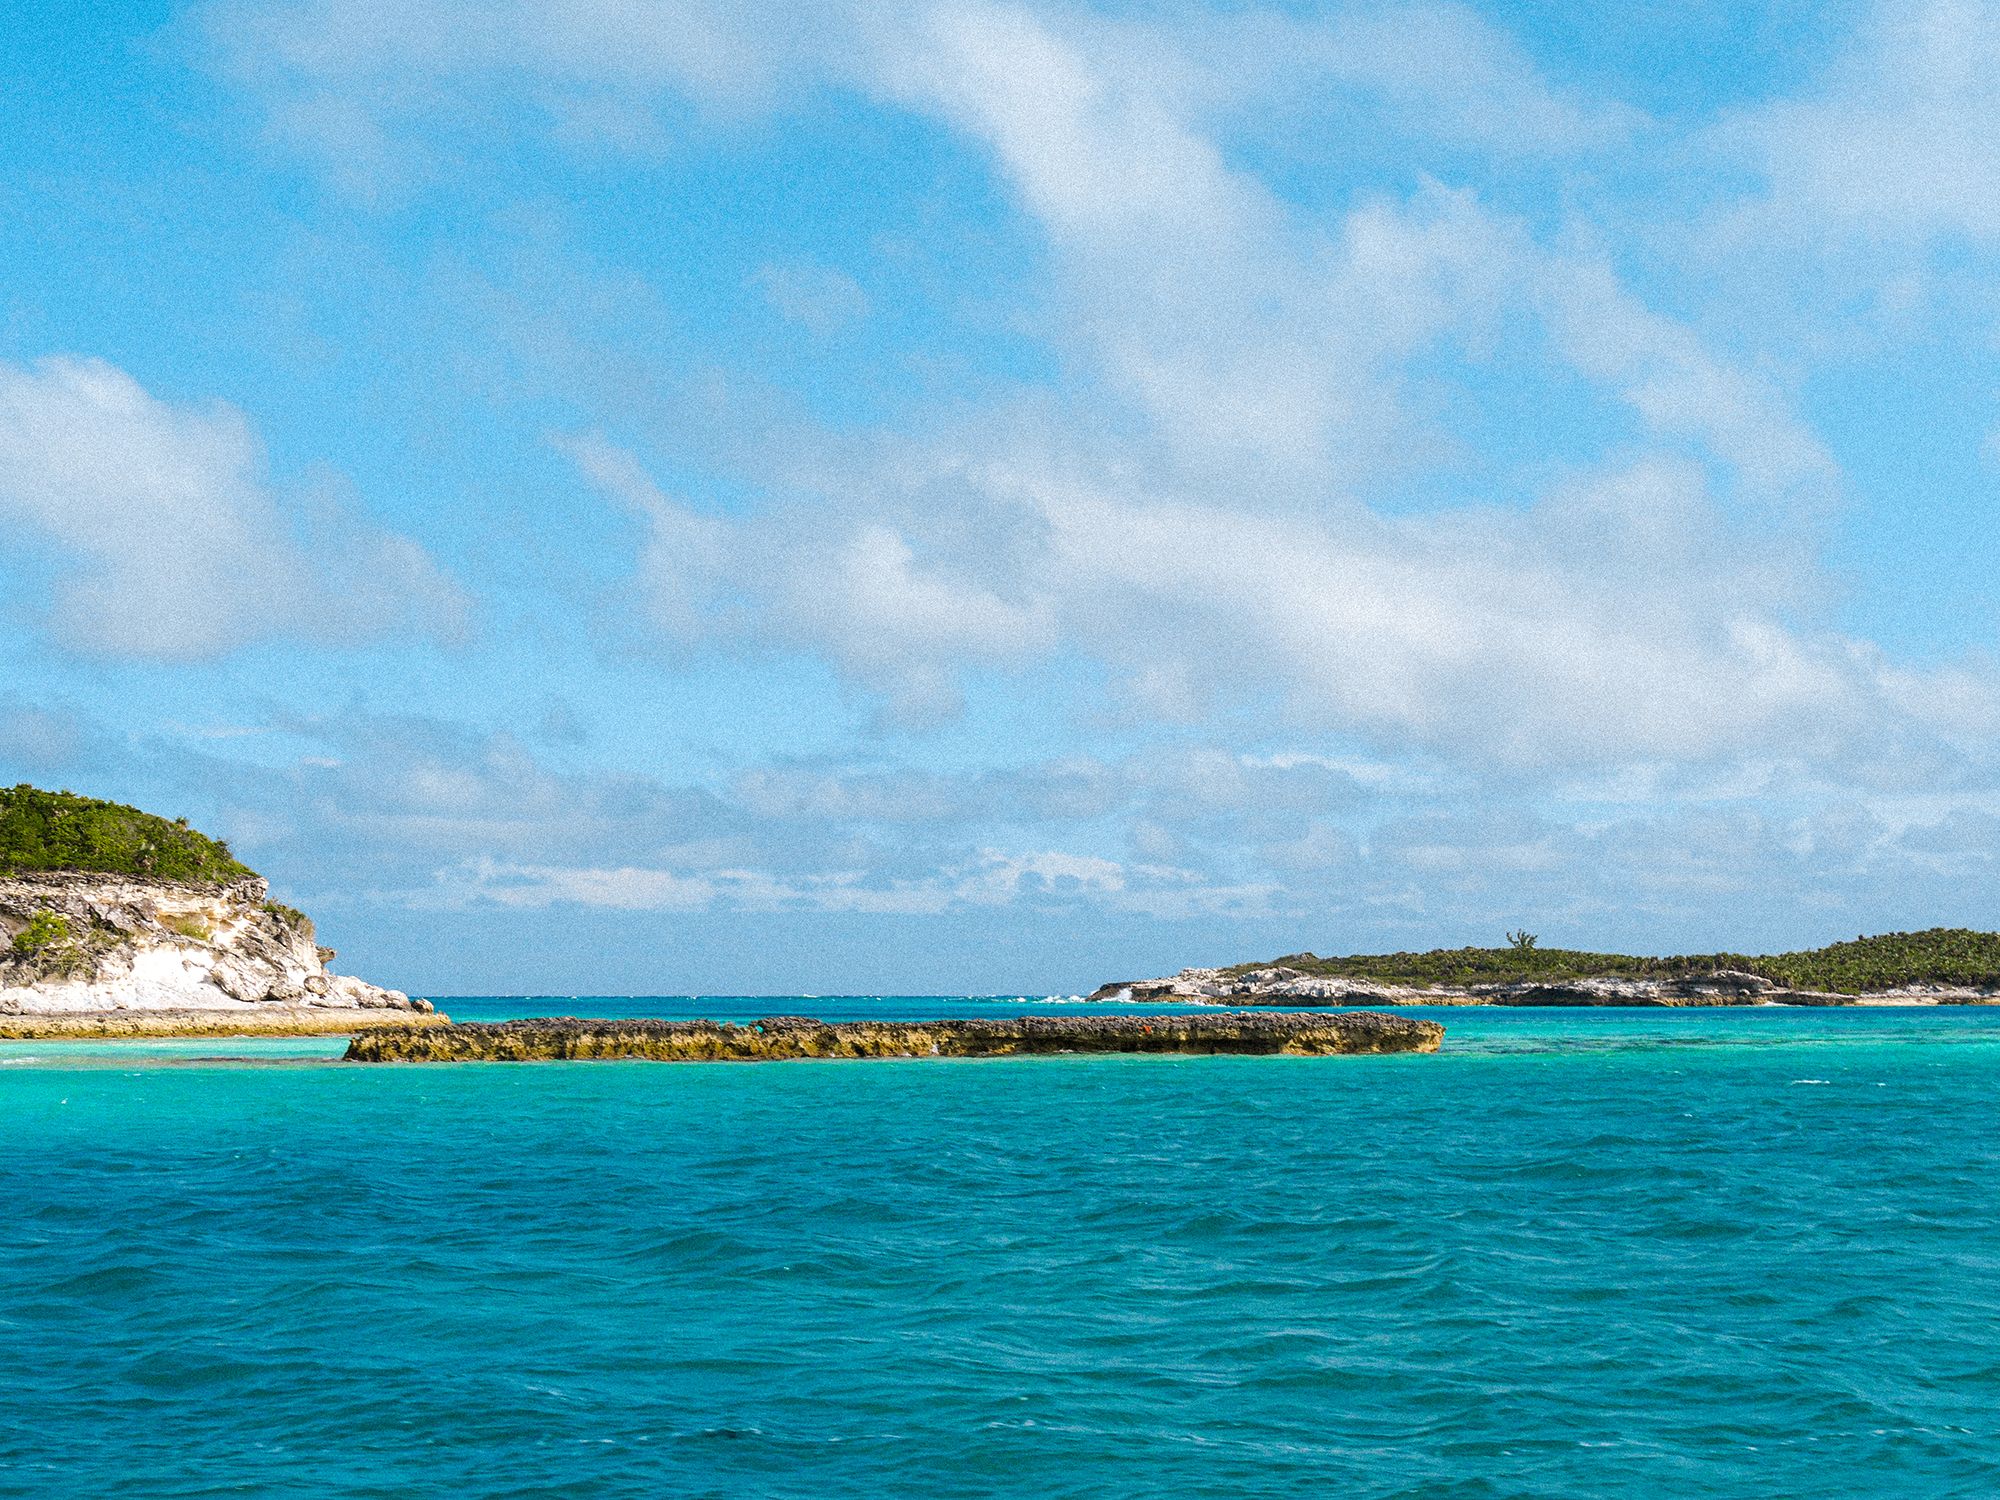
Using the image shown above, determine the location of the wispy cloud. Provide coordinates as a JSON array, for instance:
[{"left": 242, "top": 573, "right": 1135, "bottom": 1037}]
[
  {"left": 0, "top": 357, "right": 466, "bottom": 659},
  {"left": 1722, "top": 0, "right": 2000, "bottom": 248}
]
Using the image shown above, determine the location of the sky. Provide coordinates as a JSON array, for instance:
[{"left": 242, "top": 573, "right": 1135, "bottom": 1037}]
[{"left": 2, "top": 0, "right": 1999, "bottom": 995}]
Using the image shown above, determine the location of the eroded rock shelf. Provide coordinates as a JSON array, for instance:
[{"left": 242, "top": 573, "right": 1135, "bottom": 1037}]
[{"left": 343, "top": 1010, "right": 1445, "bottom": 1062}]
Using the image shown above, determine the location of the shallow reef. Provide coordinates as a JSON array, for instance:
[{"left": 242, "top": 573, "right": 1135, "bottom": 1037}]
[{"left": 343, "top": 1010, "right": 1444, "bottom": 1062}]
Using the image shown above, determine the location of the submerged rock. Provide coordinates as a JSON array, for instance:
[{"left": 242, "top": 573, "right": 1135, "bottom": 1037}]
[{"left": 343, "top": 1010, "right": 1445, "bottom": 1062}]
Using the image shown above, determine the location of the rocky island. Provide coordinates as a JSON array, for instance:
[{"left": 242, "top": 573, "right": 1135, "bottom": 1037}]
[
  {"left": 0, "top": 785, "right": 438, "bottom": 1037},
  {"left": 1092, "top": 931, "right": 2000, "bottom": 1007},
  {"left": 344, "top": 1009, "right": 1443, "bottom": 1062}
]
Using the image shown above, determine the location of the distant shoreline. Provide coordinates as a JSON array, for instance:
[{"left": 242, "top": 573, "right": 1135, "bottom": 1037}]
[
  {"left": 1093, "top": 930, "right": 2000, "bottom": 1007},
  {"left": 14, "top": 990, "right": 2000, "bottom": 1042},
  {"left": 1086, "top": 982, "right": 2000, "bottom": 1008}
]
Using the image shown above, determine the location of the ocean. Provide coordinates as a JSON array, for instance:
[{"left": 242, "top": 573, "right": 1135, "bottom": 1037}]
[{"left": 5, "top": 999, "right": 2000, "bottom": 1498}]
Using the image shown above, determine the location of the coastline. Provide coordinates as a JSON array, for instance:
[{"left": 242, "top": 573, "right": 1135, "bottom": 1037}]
[
  {"left": 0, "top": 1007, "right": 453, "bottom": 1040},
  {"left": 1090, "top": 987, "right": 2000, "bottom": 1008},
  {"left": 0, "top": 861, "right": 428, "bottom": 1028},
  {"left": 13, "top": 991, "right": 1993, "bottom": 1042},
  {"left": 1088, "top": 969, "right": 2000, "bottom": 1008}
]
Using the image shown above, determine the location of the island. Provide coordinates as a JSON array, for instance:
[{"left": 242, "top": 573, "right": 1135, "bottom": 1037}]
[
  {"left": 0, "top": 785, "right": 441, "bottom": 1037},
  {"left": 343, "top": 1010, "right": 1444, "bottom": 1062},
  {"left": 1090, "top": 931, "right": 2000, "bottom": 1007}
]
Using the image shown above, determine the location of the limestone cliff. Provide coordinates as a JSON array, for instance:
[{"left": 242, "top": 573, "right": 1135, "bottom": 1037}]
[{"left": 0, "top": 871, "right": 428, "bottom": 1018}]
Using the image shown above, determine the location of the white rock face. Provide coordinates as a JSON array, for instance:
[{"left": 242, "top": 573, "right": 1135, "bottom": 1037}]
[{"left": 0, "top": 872, "right": 427, "bottom": 1016}]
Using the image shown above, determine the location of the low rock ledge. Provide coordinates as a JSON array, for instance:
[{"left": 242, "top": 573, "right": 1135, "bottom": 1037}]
[
  {"left": 343, "top": 1010, "right": 1445, "bottom": 1062},
  {"left": 0, "top": 1007, "right": 452, "bottom": 1040}
]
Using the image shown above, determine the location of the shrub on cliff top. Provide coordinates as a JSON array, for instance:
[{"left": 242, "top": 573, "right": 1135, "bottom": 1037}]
[{"left": 0, "top": 786, "right": 254, "bottom": 884}]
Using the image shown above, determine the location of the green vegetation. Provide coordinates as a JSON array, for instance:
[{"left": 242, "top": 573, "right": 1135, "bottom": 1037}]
[
  {"left": 1230, "top": 929, "right": 2000, "bottom": 995},
  {"left": 7, "top": 910, "right": 89, "bottom": 977},
  {"left": 262, "top": 900, "right": 309, "bottom": 931},
  {"left": 0, "top": 786, "right": 253, "bottom": 884},
  {"left": 10, "top": 910, "right": 74, "bottom": 957}
]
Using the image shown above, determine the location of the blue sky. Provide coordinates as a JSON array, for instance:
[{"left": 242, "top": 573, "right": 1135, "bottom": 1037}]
[{"left": 3, "top": 0, "right": 1999, "bottom": 994}]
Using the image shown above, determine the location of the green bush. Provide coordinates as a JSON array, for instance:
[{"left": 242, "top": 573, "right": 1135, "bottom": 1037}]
[
  {"left": 10, "top": 910, "right": 74, "bottom": 956},
  {"left": 1752, "top": 930, "right": 2000, "bottom": 992},
  {"left": 1232, "top": 928, "right": 2000, "bottom": 995},
  {"left": 262, "top": 900, "right": 310, "bottom": 930},
  {"left": 0, "top": 786, "right": 254, "bottom": 884}
]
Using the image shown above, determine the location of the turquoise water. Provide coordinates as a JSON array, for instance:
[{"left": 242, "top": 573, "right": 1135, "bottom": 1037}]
[{"left": 6, "top": 1002, "right": 2000, "bottom": 1497}]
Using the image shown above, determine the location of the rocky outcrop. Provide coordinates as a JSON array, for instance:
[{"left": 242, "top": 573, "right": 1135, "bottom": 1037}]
[
  {"left": 1088, "top": 964, "right": 2000, "bottom": 1007},
  {"left": 0, "top": 1008, "right": 446, "bottom": 1039},
  {"left": 0, "top": 872, "right": 431, "bottom": 1019},
  {"left": 344, "top": 1010, "right": 1445, "bottom": 1062}
]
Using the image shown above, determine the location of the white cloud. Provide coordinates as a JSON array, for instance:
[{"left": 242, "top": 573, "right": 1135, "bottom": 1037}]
[
  {"left": 201, "top": 0, "right": 847, "bottom": 191},
  {"left": 1725, "top": 0, "right": 2000, "bottom": 247},
  {"left": 201, "top": 0, "right": 1640, "bottom": 487},
  {"left": 1028, "top": 459, "right": 1898, "bottom": 764},
  {"left": 794, "top": 524, "right": 1054, "bottom": 721},
  {"left": 869, "top": 2, "right": 1833, "bottom": 517},
  {"left": 1536, "top": 257, "right": 1839, "bottom": 509},
  {"left": 204, "top": 0, "right": 2000, "bottom": 787},
  {"left": 422, "top": 847, "right": 1116, "bottom": 914},
  {"left": 98, "top": 700, "right": 2000, "bottom": 967},
  {"left": 303, "top": 0, "right": 825, "bottom": 100},
  {"left": 417, "top": 845, "right": 1283, "bottom": 920},
  {"left": 581, "top": 415, "right": 1970, "bottom": 771},
  {"left": 0, "top": 356, "right": 465, "bottom": 659},
  {"left": 208, "top": 0, "right": 1639, "bottom": 182},
  {"left": 556, "top": 429, "right": 733, "bottom": 643},
  {"left": 60, "top": 0, "right": 1990, "bottom": 983},
  {"left": 411, "top": 0, "right": 1986, "bottom": 778},
  {"left": 1215, "top": 2, "right": 1645, "bottom": 157},
  {"left": 430, "top": 857, "right": 764, "bottom": 912},
  {"left": 205, "top": 0, "right": 1824, "bottom": 494},
  {"left": 871, "top": 1, "right": 1349, "bottom": 476}
]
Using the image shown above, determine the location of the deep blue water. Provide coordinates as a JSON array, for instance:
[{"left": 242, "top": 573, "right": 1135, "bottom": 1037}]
[{"left": 6, "top": 1001, "right": 2000, "bottom": 1498}]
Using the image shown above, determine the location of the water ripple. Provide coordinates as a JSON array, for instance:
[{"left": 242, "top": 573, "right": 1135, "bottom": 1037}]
[{"left": 5, "top": 1008, "right": 2000, "bottom": 1497}]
